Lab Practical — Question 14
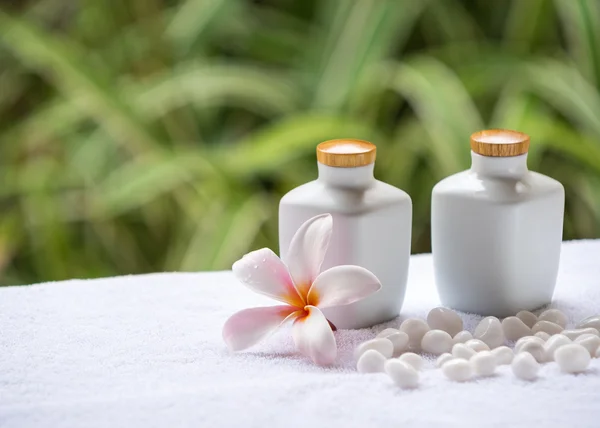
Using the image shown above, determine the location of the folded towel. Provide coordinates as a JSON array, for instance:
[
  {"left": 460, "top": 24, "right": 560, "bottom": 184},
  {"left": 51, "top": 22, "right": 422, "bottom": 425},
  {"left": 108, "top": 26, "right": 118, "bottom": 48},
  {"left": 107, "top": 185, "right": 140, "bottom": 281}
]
[{"left": 1, "top": 240, "right": 599, "bottom": 428}]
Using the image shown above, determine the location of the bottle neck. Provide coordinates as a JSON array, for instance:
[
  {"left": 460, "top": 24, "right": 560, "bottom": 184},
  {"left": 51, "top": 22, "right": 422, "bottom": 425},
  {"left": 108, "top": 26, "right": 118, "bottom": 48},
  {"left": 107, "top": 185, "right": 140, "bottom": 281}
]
[
  {"left": 470, "top": 151, "right": 528, "bottom": 178},
  {"left": 317, "top": 162, "right": 375, "bottom": 188}
]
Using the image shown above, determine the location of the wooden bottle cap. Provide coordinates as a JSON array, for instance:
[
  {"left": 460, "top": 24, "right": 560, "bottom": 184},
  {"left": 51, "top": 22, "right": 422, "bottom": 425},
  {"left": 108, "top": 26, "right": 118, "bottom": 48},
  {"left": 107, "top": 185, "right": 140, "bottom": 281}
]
[
  {"left": 316, "top": 139, "right": 376, "bottom": 167},
  {"left": 470, "top": 129, "right": 530, "bottom": 157}
]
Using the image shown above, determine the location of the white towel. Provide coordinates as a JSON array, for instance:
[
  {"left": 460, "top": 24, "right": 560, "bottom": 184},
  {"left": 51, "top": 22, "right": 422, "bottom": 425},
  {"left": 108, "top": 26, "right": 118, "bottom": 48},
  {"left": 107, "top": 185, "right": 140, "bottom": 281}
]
[{"left": 1, "top": 240, "right": 600, "bottom": 428}]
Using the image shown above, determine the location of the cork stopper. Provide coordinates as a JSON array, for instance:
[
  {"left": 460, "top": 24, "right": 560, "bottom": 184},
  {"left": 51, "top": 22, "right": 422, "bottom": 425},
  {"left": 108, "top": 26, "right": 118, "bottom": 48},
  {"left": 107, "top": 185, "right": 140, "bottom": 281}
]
[
  {"left": 316, "top": 139, "right": 376, "bottom": 168},
  {"left": 470, "top": 129, "right": 530, "bottom": 157}
]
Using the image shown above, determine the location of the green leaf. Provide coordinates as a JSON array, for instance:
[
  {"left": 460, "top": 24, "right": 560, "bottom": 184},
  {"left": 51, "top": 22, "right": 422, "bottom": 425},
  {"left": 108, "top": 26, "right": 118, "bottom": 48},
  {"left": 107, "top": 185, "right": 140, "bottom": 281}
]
[
  {"left": 523, "top": 59, "right": 600, "bottom": 140},
  {"left": 179, "top": 194, "right": 271, "bottom": 270},
  {"left": 554, "top": 0, "right": 600, "bottom": 86},
  {"left": 3, "top": 62, "right": 299, "bottom": 145},
  {"left": 218, "top": 114, "right": 381, "bottom": 176},
  {"left": 166, "top": 0, "right": 235, "bottom": 55},
  {"left": 92, "top": 151, "right": 217, "bottom": 217},
  {"left": 310, "top": 0, "right": 427, "bottom": 110},
  {"left": 386, "top": 57, "right": 484, "bottom": 175},
  {"left": 0, "top": 10, "right": 163, "bottom": 153}
]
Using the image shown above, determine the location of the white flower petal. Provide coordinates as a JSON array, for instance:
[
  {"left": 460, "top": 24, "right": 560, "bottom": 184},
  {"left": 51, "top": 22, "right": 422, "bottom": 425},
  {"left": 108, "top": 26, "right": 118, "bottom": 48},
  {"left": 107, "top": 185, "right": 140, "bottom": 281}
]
[
  {"left": 223, "top": 305, "right": 302, "bottom": 351},
  {"left": 232, "top": 248, "right": 304, "bottom": 307},
  {"left": 292, "top": 305, "right": 337, "bottom": 365},
  {"left": 307, "top": 265, "right": 381, "bottom": 308},
  {"left": 283, "top": 214, "right": 332, "bottom": 298}
]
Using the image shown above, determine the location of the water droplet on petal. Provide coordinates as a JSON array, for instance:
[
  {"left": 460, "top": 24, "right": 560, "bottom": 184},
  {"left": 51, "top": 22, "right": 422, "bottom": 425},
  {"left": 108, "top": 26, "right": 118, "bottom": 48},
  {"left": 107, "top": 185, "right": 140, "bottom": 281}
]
[{"left": 253, "top": 265, "right": 258, "bottom": 269}]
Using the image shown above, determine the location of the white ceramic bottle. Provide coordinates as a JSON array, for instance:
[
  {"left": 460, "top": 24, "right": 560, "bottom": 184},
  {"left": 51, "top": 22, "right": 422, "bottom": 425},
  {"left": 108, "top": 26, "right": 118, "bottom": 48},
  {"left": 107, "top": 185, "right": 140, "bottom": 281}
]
[
  {"left": 431, "top": 129, "right": 565, "bottom": 317},
  {"left": 279, "top": 139, "right": 412, "bottom": 329}
]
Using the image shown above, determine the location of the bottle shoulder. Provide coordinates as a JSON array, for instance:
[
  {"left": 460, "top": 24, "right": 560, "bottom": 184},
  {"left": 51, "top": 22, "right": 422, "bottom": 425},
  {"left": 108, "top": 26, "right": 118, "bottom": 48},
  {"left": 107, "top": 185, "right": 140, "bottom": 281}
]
[
  {"left": 432, "top": 170, "right": 564, "bottom": 202},
  {"left": 280, "top": 179, "right": 411, "bottom": 211}
]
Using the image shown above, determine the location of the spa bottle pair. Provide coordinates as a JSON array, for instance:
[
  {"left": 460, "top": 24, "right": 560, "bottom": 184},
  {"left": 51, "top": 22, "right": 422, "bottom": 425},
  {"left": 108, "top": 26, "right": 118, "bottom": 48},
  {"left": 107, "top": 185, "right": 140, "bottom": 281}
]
[{"left": 278, "top": 130, "right": 565, "bottom": 329}]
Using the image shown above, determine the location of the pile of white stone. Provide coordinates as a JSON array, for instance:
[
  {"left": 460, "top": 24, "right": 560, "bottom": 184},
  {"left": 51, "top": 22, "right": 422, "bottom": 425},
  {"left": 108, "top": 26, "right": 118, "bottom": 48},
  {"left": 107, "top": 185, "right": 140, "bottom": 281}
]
[{"left": 355, "top": 308, "right": 600, "bottom": 389}]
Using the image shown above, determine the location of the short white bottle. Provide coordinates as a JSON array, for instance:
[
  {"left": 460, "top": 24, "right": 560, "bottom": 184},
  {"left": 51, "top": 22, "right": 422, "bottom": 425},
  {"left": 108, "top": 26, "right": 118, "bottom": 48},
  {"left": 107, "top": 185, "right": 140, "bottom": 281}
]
[
  {"left": 431, "top": 129, "right": 564, "bottom": 317},
  {"left": 279, "top": 139, "right": 412, "bottom": 329}
]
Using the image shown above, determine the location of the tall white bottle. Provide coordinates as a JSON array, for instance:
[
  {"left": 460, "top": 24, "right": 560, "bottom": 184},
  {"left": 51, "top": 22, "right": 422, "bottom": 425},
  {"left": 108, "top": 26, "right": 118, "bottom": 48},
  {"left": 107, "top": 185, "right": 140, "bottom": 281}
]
[
  {"left": 279, "top": 139, "right": 412, "bottom": 329},
  {"left": 431, "top": 129, "right": 565, "bottom": 317}
]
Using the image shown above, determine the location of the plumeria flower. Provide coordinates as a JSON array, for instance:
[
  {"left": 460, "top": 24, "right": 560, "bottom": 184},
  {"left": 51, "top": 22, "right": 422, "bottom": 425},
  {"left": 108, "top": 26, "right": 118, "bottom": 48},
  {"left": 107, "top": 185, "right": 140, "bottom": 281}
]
[{"left": 222, "top": 213, "right": 381, "bottom": 365}]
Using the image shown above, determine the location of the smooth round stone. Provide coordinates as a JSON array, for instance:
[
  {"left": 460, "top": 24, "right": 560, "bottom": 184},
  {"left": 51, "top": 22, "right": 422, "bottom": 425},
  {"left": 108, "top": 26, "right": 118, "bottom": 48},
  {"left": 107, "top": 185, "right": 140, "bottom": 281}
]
[
  {"left": 515, "top": 336, "right": 545, "bottom": 353},
  {"left": 474, "top": 316, "right": 505, "bottom": 348},
  {"left": 441, "top": 359, "right": 473, "bottom": 382},
  {"left": 453, "top": 330, "right": 473, "bottom": 344},
  {"left": 385, "top": 359, "right": 419, "bottom": 389},
  {"left": 532, "top": 320, "right": 563, "bottom": 336},
  {"left": 563, "top": 328, "right": 600, "bottom": 340},
  {"left": 357, "top": 349, "right": 386, "bottom": 373},
  {"left": 465, "top": 339, "right": 490, "bottom": 352},
  {"left": 491, "top": 346, "right": 514, "bottom": 365},
  {"left": 575, "top": 334, "right": 600, "bottom": 357},
  {"left": 516, "top": 310, "right": 538, "bottom": 328},
  {"left": 518, "top": 340, "right": 546, "bottom": 363},
  {"left": 554, "top": 344, "right": 591, "bottom": 373},
  {"left": 543, "top": 334, "right": 572, "bottom": 361},
  {"left": 502, "top": 316, "right": 532, "bottom": 341},
  {"left": 427, "top": 307, "right": 463, "bottom": 337},
  {"left": 421, "top": 330, "right": 453, "bottom": 355},
  {"left": 534, "top": 331, "right": 551, "bottom": 341},
  {"left": 596, "top": 348, "right": 600, "bottom": 358},
  {"left": 398, "top": 352, "right": 424, "bottom": 371},
  {"left": 377, "top": 328, "right": 400, "bottom": 338},
  {"left": 436, "top": 353, "right": 454, "bottom": 368},
  {"left": 354, "top": 338, "right": 394, "bottom": 360},
  {"left": 400, "top": 318, "right": 430, "bottom": 352},
  {"left": 512, "top": 352, "right": 539, "bottom": 380},
  {"left": 377, "top": 330, "right": 409, "bottom": 356},
  {"left": 538, "top": 309, "right": 567, "bottom": 328},
  {"left": 471, "top": 351, "right": 497, "bottom": 376},
  {"left": 577, "top": 315, "right": 600, "bottom": 331},
  {"left": 452, "top": 343, "right": 476, "bottom": 360}
]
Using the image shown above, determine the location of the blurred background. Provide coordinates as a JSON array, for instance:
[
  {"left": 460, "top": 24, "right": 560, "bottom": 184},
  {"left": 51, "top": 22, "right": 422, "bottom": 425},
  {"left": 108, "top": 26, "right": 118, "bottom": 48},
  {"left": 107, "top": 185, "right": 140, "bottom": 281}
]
[{"left": 0, "top": 0, "right": 599, "bottom": 286}]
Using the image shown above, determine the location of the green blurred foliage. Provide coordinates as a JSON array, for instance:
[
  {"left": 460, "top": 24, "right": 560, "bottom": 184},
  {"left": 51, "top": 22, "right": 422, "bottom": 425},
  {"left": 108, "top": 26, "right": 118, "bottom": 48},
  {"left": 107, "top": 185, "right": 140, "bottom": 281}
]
[{"left": 0, "top": 0, "right": 599, "bottom": 285}]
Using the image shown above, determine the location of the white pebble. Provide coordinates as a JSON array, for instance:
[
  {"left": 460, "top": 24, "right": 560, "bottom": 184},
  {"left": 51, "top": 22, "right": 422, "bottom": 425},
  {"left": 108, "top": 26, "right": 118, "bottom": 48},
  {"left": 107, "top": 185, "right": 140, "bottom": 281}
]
[
  {"left": 465, "top": 339, "right": 490, "bottom": 352},
  {"left": 538, "top": 308, "right": 567, "bottom": 328},
  {"left": 354, "top": 338, "right": 394, "bottom": 360},
  {"left": 421, "top": 330, "right": 453, "bottom": 355},
  {"left": 385, "top": 360, "right": 419, "bottom": 389},
  {"left": 575, "top": 334, "right": 600, "bottom": 357},
  {"left": 577, "top": 315, "right": 600, "bottom": 331},
  {"left": 491, "top": 346, "right": 514, "bottom": 365},
  {"left": 377, "top": 330, "right": 409, "bottom": 356},
  {"left": 543, "top": 334, "right": 572, "bottom": 361},
  {"left": 453, "top": 330, "right": 473, "bottom": 344},
  {"left": 516, "top": 310, "right": 537, "bottom": 328},
  {"left": 515, "top": 336, "right": 545, "bottom": 353},
  {"left": 532, "top": 320, "right": 563, "bottom": 335},
  {"left": 356, "top": 349, "right": 386, "bottom": 373},
  {"left": 398, "top": 352, "right": 424, "bottom": 371},
  {"left": 563, "top": 328, "right": 600, "bottom": 340},
  {"left": 554, "top": 344, "right": 591, "bottom": 373},
  {"left": 399, "top": 318, "right": 430, "bottom": 352},
  {"left": 436, "top": 353, "right": 454, "bottom": 368},
  {"left": 377, "top": 328, "right": 400, "bottom": 338},
  {"left": 452, "top": 343, "right": 476, "bottom": 360},
  {"left": 502, "top": 316, "right": 532, "bottom": 341},
  {"left": 427, "top": 307, "right": 463, "bottom": 337},
  {"left": 471, "top": 351, "right": 497, "bottom": 376},
  {"left": 534, "top": 331, "right": 551, "bottom": 341},
  {"left": 474, "top": 316, "right": 505, "bottom": 348},
  {"left": 518, "top": 340, "right": 546, "bottom": 363},
  {"left": 511, "top": 352, "right": 539, "bottom": 380},
  {"left": 596, "top": 348, "right": 600, "bottom": 358},
  {"left": 442, "top": 359, "right": 472, "bottom": 382}
]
